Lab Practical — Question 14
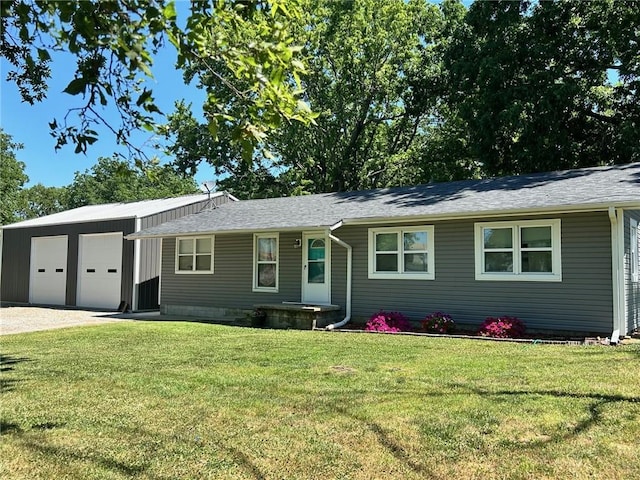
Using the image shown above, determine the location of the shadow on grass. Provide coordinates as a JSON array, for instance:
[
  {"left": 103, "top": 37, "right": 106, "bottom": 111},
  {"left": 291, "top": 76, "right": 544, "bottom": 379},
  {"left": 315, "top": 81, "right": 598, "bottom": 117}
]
[
  {"left": 335, "top": 405, "right": 434, "bottom": 477},
  {"left": 212, "top": 441, "right": 266, "bottom": 480},
  {"left": 1, "top": 353, "right": 31, "bottom": 394},
  {"left": 22, "top": 439, "right": 149, "bottom": 477},
  {"left": 448, "top": 383, "right": 640, "bottom": 447}
]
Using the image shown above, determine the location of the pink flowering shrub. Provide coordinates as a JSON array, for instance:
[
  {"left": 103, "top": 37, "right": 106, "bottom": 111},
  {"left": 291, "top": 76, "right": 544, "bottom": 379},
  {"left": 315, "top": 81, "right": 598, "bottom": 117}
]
[
  {"left": 422, "top": 312, "right": 455, "bottom": 334},
  {"left": 478, "top": 316, "right": 526, "bottom": 338},
  {"left": 365, "top": 311, "right": 411, "bottom": 333}
]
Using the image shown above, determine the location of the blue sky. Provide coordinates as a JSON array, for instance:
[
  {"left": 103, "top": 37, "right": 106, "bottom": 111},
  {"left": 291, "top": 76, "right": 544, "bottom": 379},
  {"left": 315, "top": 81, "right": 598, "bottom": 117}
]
[{"left": 1, "top": 12, "right": 212, "bottom": 188}]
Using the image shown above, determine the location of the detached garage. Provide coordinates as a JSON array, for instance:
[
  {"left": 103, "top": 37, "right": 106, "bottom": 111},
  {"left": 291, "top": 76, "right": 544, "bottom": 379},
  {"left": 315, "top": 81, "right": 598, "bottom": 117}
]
[{"left": 1, "top": 192, "right": 235, "bottom": 311}]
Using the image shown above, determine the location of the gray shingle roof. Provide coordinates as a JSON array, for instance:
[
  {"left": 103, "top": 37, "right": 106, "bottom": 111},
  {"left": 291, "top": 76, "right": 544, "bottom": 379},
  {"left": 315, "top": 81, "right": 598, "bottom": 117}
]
[{"left": 128, "top": 163, "right": 640, "bottom": 239}]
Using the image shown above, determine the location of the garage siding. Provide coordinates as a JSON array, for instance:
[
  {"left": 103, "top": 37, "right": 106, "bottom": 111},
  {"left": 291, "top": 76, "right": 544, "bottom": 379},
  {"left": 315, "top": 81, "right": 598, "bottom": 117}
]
[{"left": 0, "top": 219, "right": 135, "bottom": 307}]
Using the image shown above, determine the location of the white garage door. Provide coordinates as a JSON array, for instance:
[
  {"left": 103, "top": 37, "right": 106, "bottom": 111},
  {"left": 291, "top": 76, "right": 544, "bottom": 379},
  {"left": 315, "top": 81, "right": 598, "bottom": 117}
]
[
  {"left": 77, "top": 233, "right": 123, "bottom": 309},
  {"left": 30, "top": 235, "right": 68, "bottom": 305}
]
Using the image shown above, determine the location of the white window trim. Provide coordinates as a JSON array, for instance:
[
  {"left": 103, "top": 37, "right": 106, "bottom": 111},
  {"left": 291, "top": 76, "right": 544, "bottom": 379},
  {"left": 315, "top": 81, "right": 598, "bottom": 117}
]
[
  {"left": 631, "top": 218, "right": 639, "bottom": 283},
  {"left": 368, "top": 226, "right": 435, "bottom": 280},
  {"left": 175, "top": 236, "right": 214, "bottom": 274},
  {"left": 474, "top": 219, "right": 561, "bottom": 282},
  {"left": 253, "top": 233, "right": 279, "bottom": 292}
]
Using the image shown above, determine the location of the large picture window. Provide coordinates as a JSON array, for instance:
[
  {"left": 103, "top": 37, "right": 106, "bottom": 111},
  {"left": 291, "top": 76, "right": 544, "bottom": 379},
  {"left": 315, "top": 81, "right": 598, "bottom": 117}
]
[
  {"left": 368, "top": 226, "right": 435, "bottom": 280},
  {"left": 253, "top": 233, "right": 279, "bottom": 291},
  {"left": 175, "top": 237, "right": 214, "bottom": 274},
  {"left": 475, "top": 219, "right": 561, "bottom": 281}
]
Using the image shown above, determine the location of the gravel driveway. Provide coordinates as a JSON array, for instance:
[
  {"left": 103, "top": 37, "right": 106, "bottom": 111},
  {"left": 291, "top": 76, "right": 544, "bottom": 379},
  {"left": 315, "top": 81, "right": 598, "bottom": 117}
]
[{"left": 0, "top": 306, "right": 144, "bottom": 335}]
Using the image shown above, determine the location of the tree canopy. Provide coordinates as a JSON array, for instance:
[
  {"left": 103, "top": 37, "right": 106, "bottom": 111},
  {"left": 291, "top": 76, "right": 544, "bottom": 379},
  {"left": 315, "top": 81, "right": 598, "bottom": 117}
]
[
  {"left": 3, "top": 0, "right": 638, "bottom": 199},
  {"left": 1, "top": 148, "right": 199, "bottom": 223},
  {"left": 65, "top": 157, "right": 198, "bottom": 209},
  {"left": 0, "top": 129, "right": 29, "bottom": 225},
  {"left": 1, "top": 0, "right": 316, "bottom": 160},
  {"left": 444, "top": 0, "right": 640, "bottom": 176}
]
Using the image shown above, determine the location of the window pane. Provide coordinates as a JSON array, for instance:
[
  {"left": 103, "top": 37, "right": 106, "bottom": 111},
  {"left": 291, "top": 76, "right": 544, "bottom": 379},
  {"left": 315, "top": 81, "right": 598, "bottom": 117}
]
[
  {"left": 485, "top": 252, "right": 513, "bottom": 272},
  {"left": 521, "top": 251, "right": 552, "bottom": 272},
  {"left": 258, "top": 238, "right": 277, "bottom": 261},
  {"left": 178, "top": 256, "right": 193, "bottom": 271},
  {"left": 308, "top": 239, "right": 325, "bottom": 260},
  {"left": 178, "top": 239, "right": 193, "bottom": 254},
  {"left": 308, "top": 262, "right": 325, "bottom": 284},
  {"left": 404, "top": 231, "right": 427, "bottom": 251},
  {"left": 196, "top": 238, "right": 211, "bottom": 253},
  {"left": 376, "top": 253, "right": 398, "bottom": 272},
  {"left": 521, "top": 226, "right": 551, "bottom": 248},
  {"left": 257, "top": 264, "right": 276, "bottom": 287},
  {"left": 484, "top": 228, "right": 512, "bottom": 249},
  {"left": 376, "top": 233, "right": 398, "bottom": 252},
  {"left": 195, "top": 255, "right": 211, "bottom": 271},
  {"left": 404, "top": 253, "right": 428, "bottom": 272}
]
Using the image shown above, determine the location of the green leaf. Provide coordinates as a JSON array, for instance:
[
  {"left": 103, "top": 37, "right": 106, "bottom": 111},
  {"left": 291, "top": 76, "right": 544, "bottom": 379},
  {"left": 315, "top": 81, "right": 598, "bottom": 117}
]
[
  {"left": 136, "top": 89, "right": 153, "bottom": 107},
  {"left": 37, "top": 48, "right": 51, "bottom": 62},
  {"left": 63, "top": 78, "right": 87, "bottom": 96},
  {"left": 163, "top": 2, "right": 177, "bottom": 20},
  {"left": 207, "top": 118, "right": 219, "bottom": 139}
]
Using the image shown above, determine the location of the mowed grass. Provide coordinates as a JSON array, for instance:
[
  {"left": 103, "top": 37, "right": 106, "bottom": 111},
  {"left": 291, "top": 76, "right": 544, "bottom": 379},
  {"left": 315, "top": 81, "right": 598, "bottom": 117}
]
[{"left": 1, "top": 322, "right": 639, "bottom": 480}]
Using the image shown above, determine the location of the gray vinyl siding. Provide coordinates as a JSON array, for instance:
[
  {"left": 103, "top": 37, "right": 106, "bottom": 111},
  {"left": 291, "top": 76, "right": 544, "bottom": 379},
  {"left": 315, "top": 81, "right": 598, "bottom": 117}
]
[
  {"left": 160, "top": 211, "right": 614, "bottom": 334},
  {"left": 0, "top": 219, "right": 135, "bottom": 307},
  {"left": 137, "top": 199, "right": 215, "bottom": 309},
  {"left": 336, "top": 211, "right": 612, "bottom": 334},
  {"left": 161, "top": 231, "right": 304, "bottom": 309},
  {"left": 624, "top": 210, "right": 640, "bottom": 334}
]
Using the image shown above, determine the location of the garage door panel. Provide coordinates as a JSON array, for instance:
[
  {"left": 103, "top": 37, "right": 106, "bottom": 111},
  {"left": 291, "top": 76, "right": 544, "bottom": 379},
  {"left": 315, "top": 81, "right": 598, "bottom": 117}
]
[
  {"left": 77, "top": 233, "right": 123, "bottom": 309},
  {"left": 30, "top": 236, "right": 68, "bottom": 305}
]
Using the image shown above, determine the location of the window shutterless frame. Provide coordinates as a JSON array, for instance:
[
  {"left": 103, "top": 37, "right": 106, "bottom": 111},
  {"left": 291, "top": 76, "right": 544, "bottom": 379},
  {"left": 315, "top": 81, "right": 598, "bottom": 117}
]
[
  {"left": 175, "top": 236, "right": 214, "bottom": 274},
  {"left": 367, "top": 226, "right": 435, "bottom": 280},
  {"left": 474, "top": 219, "right": 561, "bottom": 282},
  {"left": 253, "top": 233, "right": 279, "bottom": 292}
]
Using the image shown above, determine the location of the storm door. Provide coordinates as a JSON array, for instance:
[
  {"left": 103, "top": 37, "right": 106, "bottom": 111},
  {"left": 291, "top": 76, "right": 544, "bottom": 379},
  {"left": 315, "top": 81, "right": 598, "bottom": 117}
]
[{"left": 302, "top": 232, "right": 330, "bottom": 304}]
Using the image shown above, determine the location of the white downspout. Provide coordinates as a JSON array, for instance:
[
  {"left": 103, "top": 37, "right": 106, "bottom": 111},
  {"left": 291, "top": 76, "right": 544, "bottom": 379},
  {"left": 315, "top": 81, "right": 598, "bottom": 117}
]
[
  {"left": 608, "top": 207, "right": 623, "bottom": 340},
  {"left": 326, "top": 233, "right": 352, "bottom": 330},
  {"left": 616, "top": 208, "right": 627, "bottom": 337}
]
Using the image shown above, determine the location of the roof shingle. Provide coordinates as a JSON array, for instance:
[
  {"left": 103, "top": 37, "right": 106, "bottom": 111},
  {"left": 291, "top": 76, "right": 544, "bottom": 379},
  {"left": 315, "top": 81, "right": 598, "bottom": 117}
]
[{"left": 128, "top": 163, "right": 640, "bottom": 239}]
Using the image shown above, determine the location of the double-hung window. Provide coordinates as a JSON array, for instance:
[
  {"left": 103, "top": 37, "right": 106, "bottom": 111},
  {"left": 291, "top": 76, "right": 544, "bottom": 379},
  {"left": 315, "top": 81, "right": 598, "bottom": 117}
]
[
  {"left": 368, "top": 226, "right": 435, "bottom": 280},
  {"left": 175, "top": 237, "right": 214, "bottom": 273},
  {"left": 253, "top": 233, "right": 279, "bottom": 291},
  {"left": 474, "top": 219, "right": 561, "bottom": 281}
]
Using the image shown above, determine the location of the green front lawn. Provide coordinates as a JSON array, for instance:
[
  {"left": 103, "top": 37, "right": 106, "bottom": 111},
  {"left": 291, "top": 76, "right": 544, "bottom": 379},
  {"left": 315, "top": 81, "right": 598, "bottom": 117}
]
[{"left": 1, "top": 322, "right": 639, "bottom": 479}]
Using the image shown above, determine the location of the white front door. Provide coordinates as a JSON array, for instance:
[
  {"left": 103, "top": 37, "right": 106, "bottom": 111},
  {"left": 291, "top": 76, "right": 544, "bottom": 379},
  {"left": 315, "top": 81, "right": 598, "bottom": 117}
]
[
  {"left": 29, "top": 235, "right": 68, "bottom": 305},
  {"left": 302, "top": 232, "right": 330, "bottom": 304},
  {"left": 77, "top": 233, "right": 123, "bottom": 309}
]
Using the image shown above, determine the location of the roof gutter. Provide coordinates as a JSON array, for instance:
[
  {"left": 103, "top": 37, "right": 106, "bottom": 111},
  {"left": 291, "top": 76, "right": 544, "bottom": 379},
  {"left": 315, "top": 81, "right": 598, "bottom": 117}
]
[{"left": 325, "top": 232, "right": 352, "bottom": 330}]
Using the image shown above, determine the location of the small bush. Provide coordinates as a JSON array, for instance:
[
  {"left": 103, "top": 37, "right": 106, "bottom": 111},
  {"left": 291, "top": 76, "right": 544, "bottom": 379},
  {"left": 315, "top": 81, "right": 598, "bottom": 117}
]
[
  {"left": 365, "top": 311, "right": 411, "bottom": 333},
  {"left": 478, "top": 316, "right": 526, "bottom": 338},
  {"left": 422, "top": 312, "right": 455, "bottom": 334}
]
